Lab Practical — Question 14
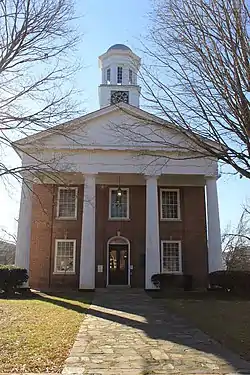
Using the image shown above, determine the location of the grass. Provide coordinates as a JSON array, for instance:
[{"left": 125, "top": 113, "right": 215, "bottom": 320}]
[
  {"left": 0, "top": 291, "right": 92, "bottom": 373},
  {"left": 156, "top": 291, "right": 250, "bottom": 362}
]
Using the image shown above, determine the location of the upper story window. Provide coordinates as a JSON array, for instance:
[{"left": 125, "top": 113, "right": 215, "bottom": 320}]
[
  {"left": 54, "top": 239, "right": 76, "bottom": 274},
  {"left": 106, "top": 68, "right": 111, "bottom": 84},
  {"left": 160, "top": 189, "right": 180, "bottom": 220},
  {"left": 117, "top": 66, "right": 123, "bottom": 84},
  {"left": 129, "top": 69, "right": 133, "bottom": 84},
  {"left": 57, "top": 187, "right": 78, "bottom": 219},
  {"left": 109, "top": 188, "right": 129, "bottom": 219},
  {"left": 161, "top": 241, "right": 182, "bottom": 274}
]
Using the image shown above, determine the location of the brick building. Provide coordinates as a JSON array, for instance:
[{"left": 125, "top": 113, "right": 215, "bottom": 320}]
[{"left": 14, "top": 44, "right": 222, "bottom": 290}]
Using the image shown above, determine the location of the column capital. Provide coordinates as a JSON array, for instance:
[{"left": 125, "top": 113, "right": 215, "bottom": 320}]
[
  {"left": 205, "top": 175, "right": 218, "bottom": 181},
  {"left": 83, "top": 173, "right": 97, "bottom": 178},
  {"left": 83, "top": 174, "right": 97, "bottom": 186},
  {"left": 144, "top": 174, "right": 161, "bottom": 181}
]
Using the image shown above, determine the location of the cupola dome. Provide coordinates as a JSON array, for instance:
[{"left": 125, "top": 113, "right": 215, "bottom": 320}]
[{"left": 107, "top": 44, "right": 132, "bottom": 52}]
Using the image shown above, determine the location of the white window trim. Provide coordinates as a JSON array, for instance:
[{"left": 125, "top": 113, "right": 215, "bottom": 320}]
[
  {"left": 160, "top": 188, "right": 181, "bottom": 221},
  {"left": 56, "top": 187, "right": 78, "bottom": 220},
  {"left": 54, "top": 239, "right": 76, "bottom": 274},
  {"left": 108, "top": 187, "right": 130, "bottom": 220},
  {"left": 161, "top": 240, "right": 182, "bottom": 274}
]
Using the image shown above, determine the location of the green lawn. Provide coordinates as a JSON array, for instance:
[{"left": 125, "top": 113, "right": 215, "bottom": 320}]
[
  {"left": 0, "top": 292, "right": 92, "bottom": 372},
  {"left": 158, "top": 292, "right": 250, "bottom": 362}
]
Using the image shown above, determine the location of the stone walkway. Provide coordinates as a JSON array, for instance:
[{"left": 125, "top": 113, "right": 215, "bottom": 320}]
[{"left": 63, "top": 289, "right": 250, "bottom": 375}]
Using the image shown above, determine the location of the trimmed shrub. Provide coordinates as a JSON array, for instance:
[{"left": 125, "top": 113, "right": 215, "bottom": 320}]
[
  {"left": 209, "top": 270, "right": 250, "bottom": 293},
  {"left": 151, "top": 273, "right": 193, "bottom": 291},
  {"left": 151, "top": 274, "right": 161, "bottom": 288},
  {"left": 0, "top": 265, "right": 29, "bottom": 294}
]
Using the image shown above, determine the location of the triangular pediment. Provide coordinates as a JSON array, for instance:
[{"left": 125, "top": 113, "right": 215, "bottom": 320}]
[{"left": 14, "top": 103, "right": 219, "bottom": 156}]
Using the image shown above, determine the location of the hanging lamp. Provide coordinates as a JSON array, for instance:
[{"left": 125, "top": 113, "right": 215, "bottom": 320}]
[{"left": 117, "top": 176, "right": 122, "bottom": 197}]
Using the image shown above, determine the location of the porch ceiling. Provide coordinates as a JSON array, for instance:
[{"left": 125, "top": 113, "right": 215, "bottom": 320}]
[{"left": 33, "top": 171, "right": 206, "bottom": 186}]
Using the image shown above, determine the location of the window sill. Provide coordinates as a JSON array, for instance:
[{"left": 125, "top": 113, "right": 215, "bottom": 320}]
[
  {"left": 53, "top": 272, "right": 76, "bottom": 275},
  {"left": 161, "top": 271, "right": 183, "bottom": 275},
  {"left": 108, "top": 217, "right": 130, "bottom": 221},
  {"left": 55, "top": 217, "right": 78, "bottom": 221}
]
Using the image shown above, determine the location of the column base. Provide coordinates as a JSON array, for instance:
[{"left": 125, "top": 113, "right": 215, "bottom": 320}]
[
  {"left": 79, "top": 284, "right": 95, "bottom": 291},
  {"left": 145, "top": 285, "right": 159, "bottom": 291}
]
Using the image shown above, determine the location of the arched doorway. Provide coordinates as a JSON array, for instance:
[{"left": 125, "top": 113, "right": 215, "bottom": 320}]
[{"left": 107, "top": 236, "right": 130, "bottom": 286}]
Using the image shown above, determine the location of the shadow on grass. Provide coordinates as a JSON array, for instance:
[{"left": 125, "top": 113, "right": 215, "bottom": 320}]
[
  {"left": 36, "top": 290, "right": 93, "bottom": 313},
  {"left": 34, "top": 289, "right": 250, "bottom": 374},
  {"left": 3, "top": 288, "right": 250, "bottom": 374},
  {"left": 0, "top": 290, "right": 36, "bottom": 300},
  {"left": 148, "top": 289, "right": 250, "bottom": 301}
]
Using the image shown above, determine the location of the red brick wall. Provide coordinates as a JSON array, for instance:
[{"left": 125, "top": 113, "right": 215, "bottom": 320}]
[
  {"left": 159, "top": 186, "right": 208, "bottom": 287},
  {"left": 183, "top": 186, "right": 208, "bottom": 286},
  {"left": 29, "top": 183, "right": 207, "bottom": 289},
  {"left": 95, "top": 185, "right": 146, "bottom": 288},
  {"left": 30, "top": 184, "right": 53, "bottom": 289},
  {"left": 30, "top": 184, "right": 83, "bottom": 290}
]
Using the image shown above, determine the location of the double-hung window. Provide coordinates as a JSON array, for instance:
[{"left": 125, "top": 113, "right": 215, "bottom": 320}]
[
  {"left": 54, "top": 239, "right": 76, "bottom": 274},
  {"left": 117, "top": 66, "right": 123, "bottom": 84},
  {"left": 57, "top": 187, "right": 78, "bottom": 219},
  {"left": 107, "top": 68, "right": 111, "bottom": 84},
  {"left": 161, "top": 241, "right": 182, "bottom": 274},
  {"left": 129, "top": 69, "right": 133, "bottom": 84},
  {"left": 109, "top": 188, "right": 129, "bottom": 219},
  {"left": 160, "top": 189, "right": 180, "bottom": 220}
]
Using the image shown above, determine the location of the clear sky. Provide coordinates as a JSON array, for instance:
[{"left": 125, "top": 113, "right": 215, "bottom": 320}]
[{"left": 0, "top": 0, "right": 249, "bottom": 241}]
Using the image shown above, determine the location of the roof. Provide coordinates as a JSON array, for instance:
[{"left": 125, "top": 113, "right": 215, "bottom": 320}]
[{"left": 107, "top": 44, "right": 131, "bottom": 52}]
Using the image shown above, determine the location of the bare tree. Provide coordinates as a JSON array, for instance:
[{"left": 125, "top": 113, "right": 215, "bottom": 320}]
[
  {"left": 132, "top": 0, "right": 250, "bottom": 178},
  {"left": 222, "top": 206, "right": 250, "bottom": 270},
  {"left": 0, "top": 228, "right": 16, "bottom": 264},
  {"left": 0, "top": 0, "right": 82, "bottom": 181}
]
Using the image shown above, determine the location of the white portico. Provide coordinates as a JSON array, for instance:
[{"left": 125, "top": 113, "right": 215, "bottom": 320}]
[
  {"left": 15, "top": 172, "right": 222, "bottom": 290},
  {"left": 14, "top": 44, "right": 223, "bottom": 290}
]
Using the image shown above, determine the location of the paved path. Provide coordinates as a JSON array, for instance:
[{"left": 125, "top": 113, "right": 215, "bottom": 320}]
[{"left": 63, "top": 289, "right": 250, "bottom": 375}]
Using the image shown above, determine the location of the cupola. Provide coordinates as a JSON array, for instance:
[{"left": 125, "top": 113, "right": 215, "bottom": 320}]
[{"left": 98, "top": 44, "right": 141, "bottom": 108}]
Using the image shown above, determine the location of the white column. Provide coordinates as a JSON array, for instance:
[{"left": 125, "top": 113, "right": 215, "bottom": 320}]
[
  {"left": 145, "top": 175, "right": 161, "bottom": 289},
  {"left": 15, "top": 181, "right": 32, "bottom": 279},
  {"left": 79, "top": 174, "right": 96, "bottom": 290},
  {"left": 206, "top": 177, "right": 222, "bottom": 272}
]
